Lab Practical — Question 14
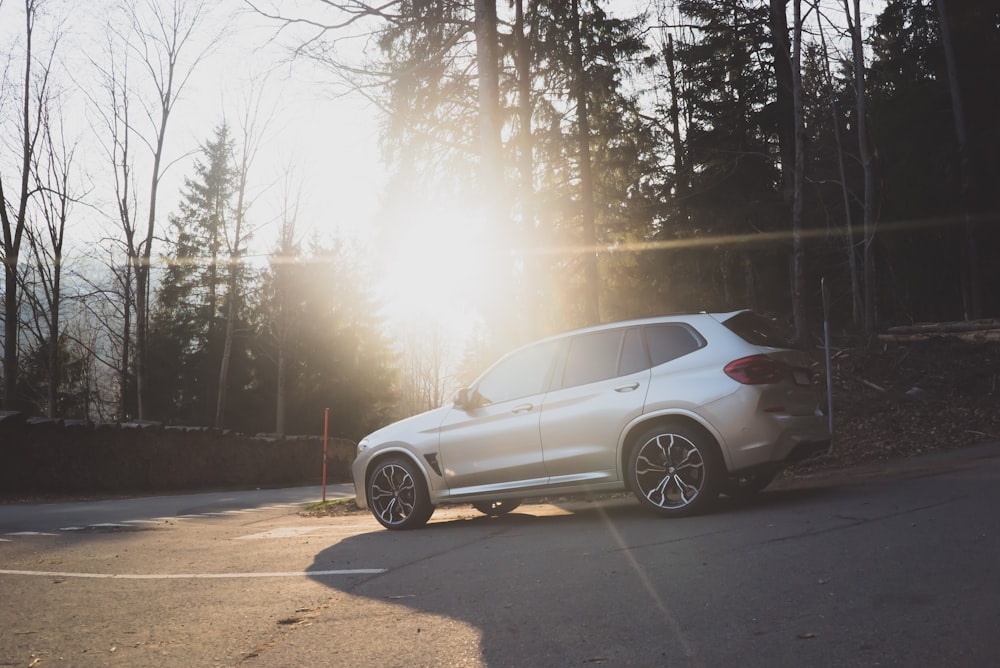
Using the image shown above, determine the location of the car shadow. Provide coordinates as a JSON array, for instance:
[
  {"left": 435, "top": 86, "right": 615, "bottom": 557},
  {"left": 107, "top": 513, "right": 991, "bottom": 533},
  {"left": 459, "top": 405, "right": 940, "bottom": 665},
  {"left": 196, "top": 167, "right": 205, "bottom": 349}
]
[{"left": 304, "top": 483, "right": 843, "bottom": 666}]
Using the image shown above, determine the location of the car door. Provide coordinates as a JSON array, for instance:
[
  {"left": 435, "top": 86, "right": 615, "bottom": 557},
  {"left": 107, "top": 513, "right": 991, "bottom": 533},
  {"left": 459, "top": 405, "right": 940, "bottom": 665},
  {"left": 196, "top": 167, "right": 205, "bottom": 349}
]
[
  {"left": 538, "top": 327, "right": 651, "bottom": 485},
  {"left": 437, "top": 340, "right": 560, "bottom": 497}
]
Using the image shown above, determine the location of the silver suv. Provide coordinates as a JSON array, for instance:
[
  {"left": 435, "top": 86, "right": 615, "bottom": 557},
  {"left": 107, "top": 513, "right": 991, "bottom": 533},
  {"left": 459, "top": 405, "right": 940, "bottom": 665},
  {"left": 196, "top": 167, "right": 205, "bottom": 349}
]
[{"left": 353, "top": 311, "right": 830, "bottom": 529}]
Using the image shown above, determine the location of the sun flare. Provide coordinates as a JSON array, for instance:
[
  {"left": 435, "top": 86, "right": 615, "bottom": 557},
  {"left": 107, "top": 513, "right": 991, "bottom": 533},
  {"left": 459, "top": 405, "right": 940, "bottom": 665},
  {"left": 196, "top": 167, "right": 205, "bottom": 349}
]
[{"left": 379, "top": 206, "right": 492, "bottom": 337}]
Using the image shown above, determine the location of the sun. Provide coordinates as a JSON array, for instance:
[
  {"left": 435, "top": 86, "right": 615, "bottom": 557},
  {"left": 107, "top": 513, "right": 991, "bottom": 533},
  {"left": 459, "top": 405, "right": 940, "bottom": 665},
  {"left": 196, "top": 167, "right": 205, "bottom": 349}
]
[{"left": 378, "top": 205, "right": 493, "bottom": 339}]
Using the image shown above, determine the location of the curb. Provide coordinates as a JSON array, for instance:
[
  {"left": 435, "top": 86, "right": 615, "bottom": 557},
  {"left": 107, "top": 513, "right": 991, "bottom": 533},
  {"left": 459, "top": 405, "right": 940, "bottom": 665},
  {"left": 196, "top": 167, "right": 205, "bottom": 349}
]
[{"left": 777, "top": 441, "right": 1000, "bottom": 489}]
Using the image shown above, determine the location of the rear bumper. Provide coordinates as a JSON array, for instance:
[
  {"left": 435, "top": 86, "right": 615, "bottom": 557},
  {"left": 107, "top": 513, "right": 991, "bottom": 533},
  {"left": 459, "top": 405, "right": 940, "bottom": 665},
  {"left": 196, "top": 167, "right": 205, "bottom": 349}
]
[{"left": 707, "top": 398, "right": 831, "bottom": 472}]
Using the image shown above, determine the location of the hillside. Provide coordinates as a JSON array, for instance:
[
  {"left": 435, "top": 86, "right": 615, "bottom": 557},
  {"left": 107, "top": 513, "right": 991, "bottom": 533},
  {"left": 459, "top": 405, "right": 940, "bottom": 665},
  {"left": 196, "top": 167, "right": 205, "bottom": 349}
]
[{"left": 795, "top": 337, "right": 999, "bottom": 474}]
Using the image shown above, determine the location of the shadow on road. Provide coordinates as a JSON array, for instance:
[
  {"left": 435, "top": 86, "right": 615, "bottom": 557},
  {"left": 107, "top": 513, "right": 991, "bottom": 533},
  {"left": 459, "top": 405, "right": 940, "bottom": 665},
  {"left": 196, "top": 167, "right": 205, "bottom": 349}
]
[{"left": 303, "top": 483, "right": 843, "bottom": 666}]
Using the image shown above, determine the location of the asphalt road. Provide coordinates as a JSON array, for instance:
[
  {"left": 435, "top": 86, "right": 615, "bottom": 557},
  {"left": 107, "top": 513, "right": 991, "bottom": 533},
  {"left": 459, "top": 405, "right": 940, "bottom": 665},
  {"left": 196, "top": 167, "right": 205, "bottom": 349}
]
[{"left": 2, "top": 445, "right": 999, "bottom": 667}]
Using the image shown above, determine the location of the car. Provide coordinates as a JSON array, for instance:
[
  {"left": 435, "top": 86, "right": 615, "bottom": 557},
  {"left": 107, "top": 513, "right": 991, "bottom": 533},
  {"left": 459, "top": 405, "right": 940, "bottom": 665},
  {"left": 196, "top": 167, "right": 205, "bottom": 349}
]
[{"left": 352, "top": 311, "right": 830, "bottom": 530}]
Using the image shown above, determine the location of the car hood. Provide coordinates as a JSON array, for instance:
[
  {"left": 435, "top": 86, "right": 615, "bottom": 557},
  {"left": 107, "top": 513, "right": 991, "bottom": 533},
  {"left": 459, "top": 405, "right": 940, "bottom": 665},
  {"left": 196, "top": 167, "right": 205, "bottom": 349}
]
[{"left": 363, "top": 404, "right": 453, "bottom": 447}]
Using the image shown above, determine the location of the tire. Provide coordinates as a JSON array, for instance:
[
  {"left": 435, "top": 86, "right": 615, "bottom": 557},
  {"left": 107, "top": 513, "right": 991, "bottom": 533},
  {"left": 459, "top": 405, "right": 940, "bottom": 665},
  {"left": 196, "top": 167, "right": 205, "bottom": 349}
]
[
  {"left": 366, "top": 457, "right": 434, "bottom": 530},
  {"left": 472, "top": 499, "right": 522, "bottom": 517},
  {"left": 723, "top": 471, "right": 776, "bottom": 502},
  {"left": 627, "top": 423, "right": 722, "bottom": 517}
]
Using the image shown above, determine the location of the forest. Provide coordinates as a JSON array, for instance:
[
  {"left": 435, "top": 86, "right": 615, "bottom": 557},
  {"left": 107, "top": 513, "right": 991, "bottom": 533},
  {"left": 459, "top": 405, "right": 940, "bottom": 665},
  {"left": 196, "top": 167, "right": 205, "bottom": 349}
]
[{"left": 1, "top": 0, "right": 997, "bottom": 439}]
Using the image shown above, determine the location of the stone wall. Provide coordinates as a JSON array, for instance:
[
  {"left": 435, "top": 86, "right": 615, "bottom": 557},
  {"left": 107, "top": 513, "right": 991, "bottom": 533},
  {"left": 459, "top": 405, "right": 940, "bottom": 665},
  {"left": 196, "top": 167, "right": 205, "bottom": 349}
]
[{"left": 0, "top": 412, "right": 356, "bottom": 497}]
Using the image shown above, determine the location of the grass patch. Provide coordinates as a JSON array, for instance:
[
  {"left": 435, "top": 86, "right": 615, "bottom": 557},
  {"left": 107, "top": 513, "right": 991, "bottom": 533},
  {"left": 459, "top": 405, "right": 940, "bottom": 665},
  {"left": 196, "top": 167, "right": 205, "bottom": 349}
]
[{"left": 302, "top": 496, "right": 363, "bottom": 517}]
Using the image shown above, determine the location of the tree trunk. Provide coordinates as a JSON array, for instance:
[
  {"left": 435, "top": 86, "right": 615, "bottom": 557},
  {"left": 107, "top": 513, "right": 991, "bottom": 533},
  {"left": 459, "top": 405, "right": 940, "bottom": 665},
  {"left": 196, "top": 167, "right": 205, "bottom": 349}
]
[
  {"left": 935, "top": 0, "right": 980, "bottom": 321},
  {"left": 1, "top": 0, "right": 44, "bottom": 411},
  {"left": 768, "top": 0, "right": 796, "bottom": 209},
  {"left": 474, "top": 0, "right": 516, "bottom": 345},
  {"left": 666, "top": 34, "right": 688, "bottom": 224},
  {"left": 474, "top": 0, "right": 502, "bottom": 190},
  {"left": 514, "top": 0, "right": 541, "bottom": 334},
  {"left": 845, "top": 0, "right": 877, "bottom": 339},
  {"left": 817, "top": 9, "right": 862, "bottom": 326},
  {"left": 570, "top": 0, "right": 600, "bottom": 326},
  {"left": 790, "top": 0, "right": 808, "bottom": 343}
]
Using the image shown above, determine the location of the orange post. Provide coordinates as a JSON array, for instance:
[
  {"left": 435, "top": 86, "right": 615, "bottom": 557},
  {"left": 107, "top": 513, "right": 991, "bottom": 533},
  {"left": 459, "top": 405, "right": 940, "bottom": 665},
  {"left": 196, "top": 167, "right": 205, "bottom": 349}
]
[{"left": 322, "top": 408, "right": 329, "bottom": 503}]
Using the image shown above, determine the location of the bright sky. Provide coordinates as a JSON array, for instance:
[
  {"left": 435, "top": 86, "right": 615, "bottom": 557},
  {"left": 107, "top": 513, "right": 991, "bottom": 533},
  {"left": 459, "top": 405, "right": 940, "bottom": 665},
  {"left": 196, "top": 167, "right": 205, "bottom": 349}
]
[
  {"left": 1, "top": 0, "right": 454, "bottom": 330},
  {"left": 3, "top": 0, "right": 881, "bottom": 360}
]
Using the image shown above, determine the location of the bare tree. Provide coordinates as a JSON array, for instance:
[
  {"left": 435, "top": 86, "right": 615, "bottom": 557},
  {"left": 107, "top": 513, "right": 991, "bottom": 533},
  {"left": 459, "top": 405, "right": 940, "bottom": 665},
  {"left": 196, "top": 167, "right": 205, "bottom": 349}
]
[
  {"left": 88, "top": 27, "right": 138, "bottom": 420},
  {"left": 97, "top": 0, "right": 219, "bottom": 421},
  {"left": 0, "top": 0, "right": 56, "bottom": 410},
  {"left": 215, "top": 82, "right": 272, "bottom": 429},
  {"left": 25, "top": 85, "right": 80, "bottom": 417},
  {"left": 397, "top": 325, "right": 454, "bottom": 416}
]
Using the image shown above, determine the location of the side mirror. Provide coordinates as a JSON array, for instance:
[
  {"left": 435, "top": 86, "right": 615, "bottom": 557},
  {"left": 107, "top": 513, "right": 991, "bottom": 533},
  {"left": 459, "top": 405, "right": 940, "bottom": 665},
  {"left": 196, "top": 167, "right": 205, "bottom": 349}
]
[{"left": 454, "top": 388, "right": 472, "bottom": 409}]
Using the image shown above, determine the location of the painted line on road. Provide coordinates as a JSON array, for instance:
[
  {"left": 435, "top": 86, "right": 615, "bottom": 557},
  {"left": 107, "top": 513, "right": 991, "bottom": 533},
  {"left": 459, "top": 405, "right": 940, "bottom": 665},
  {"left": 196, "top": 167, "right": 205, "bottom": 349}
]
[
  {"left": 0, "top": 568, "right": 385, "bottom": 579},
  {"left": 4, "top": 532, "right": 58, "bottom": 537},
  {"left": 236, "top": 526, "right": 366, "bottom": 540}
]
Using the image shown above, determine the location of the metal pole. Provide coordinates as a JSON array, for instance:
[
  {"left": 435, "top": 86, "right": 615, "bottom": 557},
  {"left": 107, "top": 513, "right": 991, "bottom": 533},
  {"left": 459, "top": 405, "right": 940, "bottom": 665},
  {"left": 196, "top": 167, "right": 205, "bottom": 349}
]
[
  {"left": 822, "top": 278, "right": 834, "bottom": 448},
  {"left": 322, "top": 408, "right": 329, "bottom": 503}
]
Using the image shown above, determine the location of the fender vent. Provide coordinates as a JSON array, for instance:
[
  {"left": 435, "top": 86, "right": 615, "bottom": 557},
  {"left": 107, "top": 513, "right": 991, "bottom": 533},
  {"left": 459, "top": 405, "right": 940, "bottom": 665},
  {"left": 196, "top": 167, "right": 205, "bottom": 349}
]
[{"left": 424, "top": 453, "right": 443, "bottom": 477}]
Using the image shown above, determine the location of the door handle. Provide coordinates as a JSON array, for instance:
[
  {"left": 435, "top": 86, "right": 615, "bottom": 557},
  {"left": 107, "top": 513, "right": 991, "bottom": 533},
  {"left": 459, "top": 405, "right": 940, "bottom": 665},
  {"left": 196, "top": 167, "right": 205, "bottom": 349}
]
[
  {"left": 614, "top": 382, "right": 640, "bottom": 393},
  {"left": 512, "top": 403, "right": 534, "bottom": 414}
]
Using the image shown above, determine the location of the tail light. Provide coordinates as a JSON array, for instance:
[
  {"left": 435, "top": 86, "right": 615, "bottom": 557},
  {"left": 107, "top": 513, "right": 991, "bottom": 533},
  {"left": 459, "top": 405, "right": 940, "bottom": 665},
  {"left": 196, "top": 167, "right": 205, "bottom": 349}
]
[{"left": 724, "top": 355, "right": 788, "bottom": 385}]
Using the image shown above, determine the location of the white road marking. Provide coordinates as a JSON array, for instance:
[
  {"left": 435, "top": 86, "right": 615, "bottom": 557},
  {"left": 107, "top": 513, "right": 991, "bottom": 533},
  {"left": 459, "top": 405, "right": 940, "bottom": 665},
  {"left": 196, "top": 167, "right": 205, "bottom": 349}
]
[
  {"left": 236, "top": 526, "right": 365, "bottom": 540},
  {"left": 0, "top": 568, "right": 385, "bottom": 579},
  {"left": 2, "top": 503, "right": 321, "bottom": 541}
]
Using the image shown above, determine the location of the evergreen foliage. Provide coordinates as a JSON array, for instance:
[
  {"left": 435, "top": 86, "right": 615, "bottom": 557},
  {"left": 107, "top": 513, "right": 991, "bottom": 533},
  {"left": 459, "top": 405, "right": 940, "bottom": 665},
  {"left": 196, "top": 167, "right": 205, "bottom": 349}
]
[
  {"left": 5, "top": 0, "right": 999, "bottom": 427},
  {"left": 145, "top": 126, "right": 397, "bottom": 438}
]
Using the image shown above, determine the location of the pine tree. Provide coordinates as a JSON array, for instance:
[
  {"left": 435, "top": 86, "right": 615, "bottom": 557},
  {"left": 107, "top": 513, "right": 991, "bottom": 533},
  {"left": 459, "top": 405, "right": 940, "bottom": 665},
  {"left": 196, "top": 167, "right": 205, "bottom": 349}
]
[
  {"left": 666, "top": 0, "right": 786, "bottom": 315},
  {"left": 146, "top": 124, "right": 238, "bottom": 425}
]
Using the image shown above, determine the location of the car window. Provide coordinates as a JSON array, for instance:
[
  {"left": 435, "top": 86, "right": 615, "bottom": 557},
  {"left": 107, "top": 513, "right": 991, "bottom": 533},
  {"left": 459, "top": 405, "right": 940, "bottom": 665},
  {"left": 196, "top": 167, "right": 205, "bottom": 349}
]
[
  {"left": 560, "top": 330, "right": 625, "bottom": 389},
  {"left": 476, "top": 341, "right": 558, "bottom": 405},
  {"left": 645, "top": 324, "right": 704, "bottom": 366},
  {"left": 721, "top": 311, "right": 796, "bottom": 348},
  {"left": 619, "top": 327, "right": 649, "bottom": 376}
]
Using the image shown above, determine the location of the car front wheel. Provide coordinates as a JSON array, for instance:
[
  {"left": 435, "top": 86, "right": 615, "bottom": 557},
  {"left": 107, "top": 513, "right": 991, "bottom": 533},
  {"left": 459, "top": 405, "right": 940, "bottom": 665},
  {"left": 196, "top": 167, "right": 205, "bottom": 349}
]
[
  {"left": 367, "top": 457, "right": 434, "bottom": 530},
  {"left": 628, "top": 424, "right": 722, "bottom": 517}
]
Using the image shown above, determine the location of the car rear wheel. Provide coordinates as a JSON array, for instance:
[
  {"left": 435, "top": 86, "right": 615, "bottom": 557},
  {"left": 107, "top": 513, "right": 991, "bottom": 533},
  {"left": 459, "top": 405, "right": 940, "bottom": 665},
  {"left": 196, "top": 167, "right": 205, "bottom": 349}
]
[
  {"left": 628, "top": 424, "right": 722, "bottom": 517},
  {"left": 367, "top": 457, "right": 434, "bottom": 530},
  {"left": 472, "top": 500, "right": 522, "bottom": 517}
]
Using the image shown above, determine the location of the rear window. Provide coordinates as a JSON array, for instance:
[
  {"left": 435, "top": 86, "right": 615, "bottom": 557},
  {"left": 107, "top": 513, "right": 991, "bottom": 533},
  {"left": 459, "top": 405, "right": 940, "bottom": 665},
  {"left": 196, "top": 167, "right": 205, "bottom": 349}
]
[
  {"left": 644, "top": 324, "right": 704, "bottom": 366},
  {"left": 722, "top": 311, "right": 797, "bottom": 348}
]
